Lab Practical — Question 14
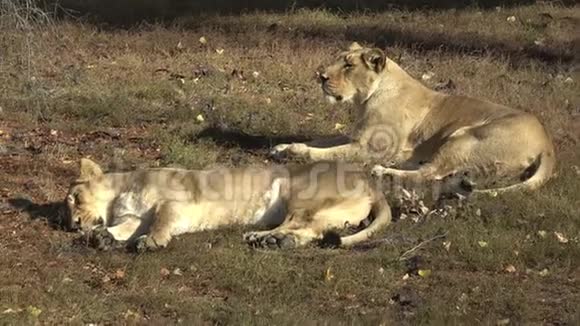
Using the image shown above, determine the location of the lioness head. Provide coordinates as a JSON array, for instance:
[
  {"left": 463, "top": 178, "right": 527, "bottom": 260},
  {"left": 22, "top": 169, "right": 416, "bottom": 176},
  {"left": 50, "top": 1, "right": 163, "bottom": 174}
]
[
  {"left": 318, "top": 42, "right": 386, "bottom": 104},
  {"left": 65, "top": 158, "right": 107, "bottom": 231}
]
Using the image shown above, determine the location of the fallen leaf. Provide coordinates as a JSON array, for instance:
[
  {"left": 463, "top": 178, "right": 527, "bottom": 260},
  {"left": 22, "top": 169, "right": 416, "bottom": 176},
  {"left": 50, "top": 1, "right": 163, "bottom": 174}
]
[
  {"left": 402, "top": 273, "right": 410, "bottom": 280},
  {"left": 478, "top": 241, "right": 488, "bottom": 248},
  {"left": 554, "top": 232, "right": 569, "bottom": 243},
  {"left": 196, "top": 114, "right": 205, "bottom": 122},
  {"left": 114, "top": 269, "right": 125, "bottom": 279},
  {"left": 176, "top": 41, "right": 184, "bottom": 50},
  {"left": 505, "top": 265, "right": 516, "bottom": 273},
  {"left": 124, "top": 309, "right": 141, "bottom": 320},
  {"left": 378, "top": 267, "right": 385, "bottom": 274},
  {"left": 199, "top": 36, "right": 207, "bottom": 44},
  {"left": 62, "top": 277, "right": 73, "bottom": 283},
  {"left": 421, "top": 72, "right": 435, "bottom": 81},
  {"left": 215, "top": 48, "right": 224, "bottom": 55},
  {"left": 507, "top": 15, "right": 517, "bottom": 22},
  {"left": 252, "top": 71, "right": 260, "bottom": 78},
  {"left": 539, "top": 268, "right": 549, "bottom": 277},
  {"left": 26, "top": 306, "right": 42, "bottom": 318},
  {"left": 173, "top": 268, "right": 183, "bottom": 276},
  {"left": 324, "top": 267, "right": 334, "bottom": 282},
  {"left": 443, "top": 241, "right": 451, "bottom": 251},
  {"left": 418, "top": 269, "right": 432, "bottom": 278},
  {"left": 497, "top": 318, "right": 510, "bottom": 325},
  {"left": 160, "top": 268, "right": 170, "bottom": 277},
  {"left": 334, "top": 123, "right": 346, "bottom": 130},
  {"left": 537, "top": 230, "right": 547, "bottom": 238},
  {"left": 2, "top": 308, "right": 22, "bottom": 314}
]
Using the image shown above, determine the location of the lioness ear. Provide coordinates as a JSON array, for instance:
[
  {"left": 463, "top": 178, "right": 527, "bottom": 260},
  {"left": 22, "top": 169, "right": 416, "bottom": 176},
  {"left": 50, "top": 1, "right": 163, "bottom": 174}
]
[
  {"left": 348, "top": 42, "right": 363, "bottom": 51},
  {"left": 78, "top": 158, "right": 103, "bottom": 181},
  {"left": 362, "top": 48, "right": 386, "bottom": 73}
]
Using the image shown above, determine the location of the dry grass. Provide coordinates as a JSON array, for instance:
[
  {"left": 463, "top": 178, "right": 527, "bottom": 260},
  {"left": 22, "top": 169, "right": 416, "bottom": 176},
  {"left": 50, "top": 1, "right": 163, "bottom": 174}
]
[{"left": 0, "top": 1, "right": 579, "bottom": 324}]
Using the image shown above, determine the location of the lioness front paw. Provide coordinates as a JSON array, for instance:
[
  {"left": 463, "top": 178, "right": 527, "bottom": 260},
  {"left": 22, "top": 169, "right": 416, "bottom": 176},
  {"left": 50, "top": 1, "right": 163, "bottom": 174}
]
[
  {"left": 90, "top": 226, "right": 123, "bottom": 251},
  {"left": 133, "top": 235, "right": 162, "bottom": 253},
  {"left": 244, "top": 231, "right": 297, "bottom": 250}
]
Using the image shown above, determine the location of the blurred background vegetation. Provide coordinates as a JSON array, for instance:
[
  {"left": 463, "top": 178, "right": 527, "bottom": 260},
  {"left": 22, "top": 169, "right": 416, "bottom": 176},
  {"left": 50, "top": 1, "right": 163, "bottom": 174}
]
[{"left": 40, "top": 0, "right": 576, "bottom": 25}]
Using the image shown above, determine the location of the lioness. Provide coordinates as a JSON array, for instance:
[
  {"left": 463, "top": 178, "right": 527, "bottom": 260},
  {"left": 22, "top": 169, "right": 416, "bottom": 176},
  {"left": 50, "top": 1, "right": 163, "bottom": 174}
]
[
  {"left": 66, "top": 158, "right": 391, "bottom": 252},
  {"left": 272, "top": 42, "right": 556, "bottom": 193}
]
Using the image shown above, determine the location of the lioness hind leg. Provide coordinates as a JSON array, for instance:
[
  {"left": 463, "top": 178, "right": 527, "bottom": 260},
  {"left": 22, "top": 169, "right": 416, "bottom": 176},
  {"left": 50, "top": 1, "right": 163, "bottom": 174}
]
[
  {"left": 245, "top": 198, "right": 373, "bottom": 249},
  {"left": 244, "top": 210, "right": 319, "bottom": 249}
]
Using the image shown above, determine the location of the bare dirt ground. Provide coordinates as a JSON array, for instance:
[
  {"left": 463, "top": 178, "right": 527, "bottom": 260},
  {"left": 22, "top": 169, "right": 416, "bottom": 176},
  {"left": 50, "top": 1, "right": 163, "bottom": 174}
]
[{"left": 1, "top": 1, "right": 579, "bottom": 324}]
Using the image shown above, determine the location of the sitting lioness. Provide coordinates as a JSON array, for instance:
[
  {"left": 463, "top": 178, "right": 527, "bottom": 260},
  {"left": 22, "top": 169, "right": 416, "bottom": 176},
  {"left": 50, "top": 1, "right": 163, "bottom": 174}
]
[
  {"left": 66, "top": 158, "right": 391, "bottom": 252},
  {"left": 272, "top": 42, "right": 556, "bottom": 193}
]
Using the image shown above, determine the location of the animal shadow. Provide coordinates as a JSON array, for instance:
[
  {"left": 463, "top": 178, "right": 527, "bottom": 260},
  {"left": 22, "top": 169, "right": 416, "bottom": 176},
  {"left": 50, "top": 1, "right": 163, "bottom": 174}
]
[{"left": 8, "top": 198, "right": 68, "bottom": 230}]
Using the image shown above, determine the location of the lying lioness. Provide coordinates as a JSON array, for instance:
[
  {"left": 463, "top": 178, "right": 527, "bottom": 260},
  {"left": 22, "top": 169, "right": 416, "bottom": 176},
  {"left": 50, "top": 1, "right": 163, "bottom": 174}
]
[
  {"left": 65, "top": 158, "right": 391, "bottom": 252},
  {"left": 272, "top": 42, "right": 556, "bottom": 193}
]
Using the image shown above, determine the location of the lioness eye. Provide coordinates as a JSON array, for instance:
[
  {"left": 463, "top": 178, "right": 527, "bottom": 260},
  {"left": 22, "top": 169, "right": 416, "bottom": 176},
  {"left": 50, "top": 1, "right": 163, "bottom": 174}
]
[{"left": 344, "top": 63, "right": 353, "bottom": 69}]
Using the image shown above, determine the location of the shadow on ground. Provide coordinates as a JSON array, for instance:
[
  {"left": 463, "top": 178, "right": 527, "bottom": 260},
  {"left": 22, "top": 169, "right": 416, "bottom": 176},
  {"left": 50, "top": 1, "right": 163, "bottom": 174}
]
[
  {"left": 195, "top": 126, "right": 330, "bottom": 150},
  {"left": 8, "top": 198, "right": 68, "bottom": 230}
]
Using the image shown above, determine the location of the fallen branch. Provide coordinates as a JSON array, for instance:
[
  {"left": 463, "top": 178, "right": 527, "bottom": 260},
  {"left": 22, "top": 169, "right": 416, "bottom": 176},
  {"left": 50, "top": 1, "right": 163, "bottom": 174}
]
[{"left": 398, "top": 231, "right": 448, "bottom": 261}]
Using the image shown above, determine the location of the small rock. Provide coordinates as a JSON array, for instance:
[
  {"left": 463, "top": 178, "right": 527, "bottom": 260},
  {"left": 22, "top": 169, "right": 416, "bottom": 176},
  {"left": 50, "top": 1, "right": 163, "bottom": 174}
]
[
  {"left": 507, "top": 16, "right": 517, "bottom": 22},
  {"left": 252, "top": 71, "right": 260, "bottom": 78},
  {"left": 196, "top": 114, "right": 205, "bottom": 122},
  {"left": 505, "top": 265, "right": 516, "bottom": 273},
  {"left": 176, "top": 41, "right": 184, "bottom": 50},
  {"left": 539, "top": 268, "right": 549, "bottom": 277},
  {"left": 62, "top": 277, "right": 73, "bottom": 283},
  {"left": 160, "top": 268, "right": 170, "bottom": 277},
  {"left": 198, "top": 36, "right": 207, "bottom": 44},
  {"left": 215, "top": 48, "right": 224, "bottom": 55},
  {"left": 478, "top": 240, "right": 488, "bottom": 248},
  {"left": 173, "top": 268, "right": 183, "bottom": 276}
]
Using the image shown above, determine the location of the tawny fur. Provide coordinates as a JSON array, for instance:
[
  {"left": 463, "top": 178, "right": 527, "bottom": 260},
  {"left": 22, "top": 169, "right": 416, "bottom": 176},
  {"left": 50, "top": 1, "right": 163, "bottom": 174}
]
[
  {"left": 272, "top": 42, "right": 556, "bottom": 193},
  {"left": 65, "top": 158, "right": 391, "bottom": 251}
]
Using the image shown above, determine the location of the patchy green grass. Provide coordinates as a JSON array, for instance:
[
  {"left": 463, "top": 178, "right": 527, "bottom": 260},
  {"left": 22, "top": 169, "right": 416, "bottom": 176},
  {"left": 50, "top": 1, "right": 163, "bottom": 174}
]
[{"left": 0, "top": 2, "right": 579, "bottom": 324}]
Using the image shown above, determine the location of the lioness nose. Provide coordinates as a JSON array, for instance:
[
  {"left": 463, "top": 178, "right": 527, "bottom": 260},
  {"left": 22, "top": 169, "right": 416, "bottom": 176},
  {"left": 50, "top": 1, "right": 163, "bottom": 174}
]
[
  {"left": 70, "top": 219, "right": 80, "bottom": 231},
  {"left": 318, "top": 72, "right": 329, "bottom": 83}
]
